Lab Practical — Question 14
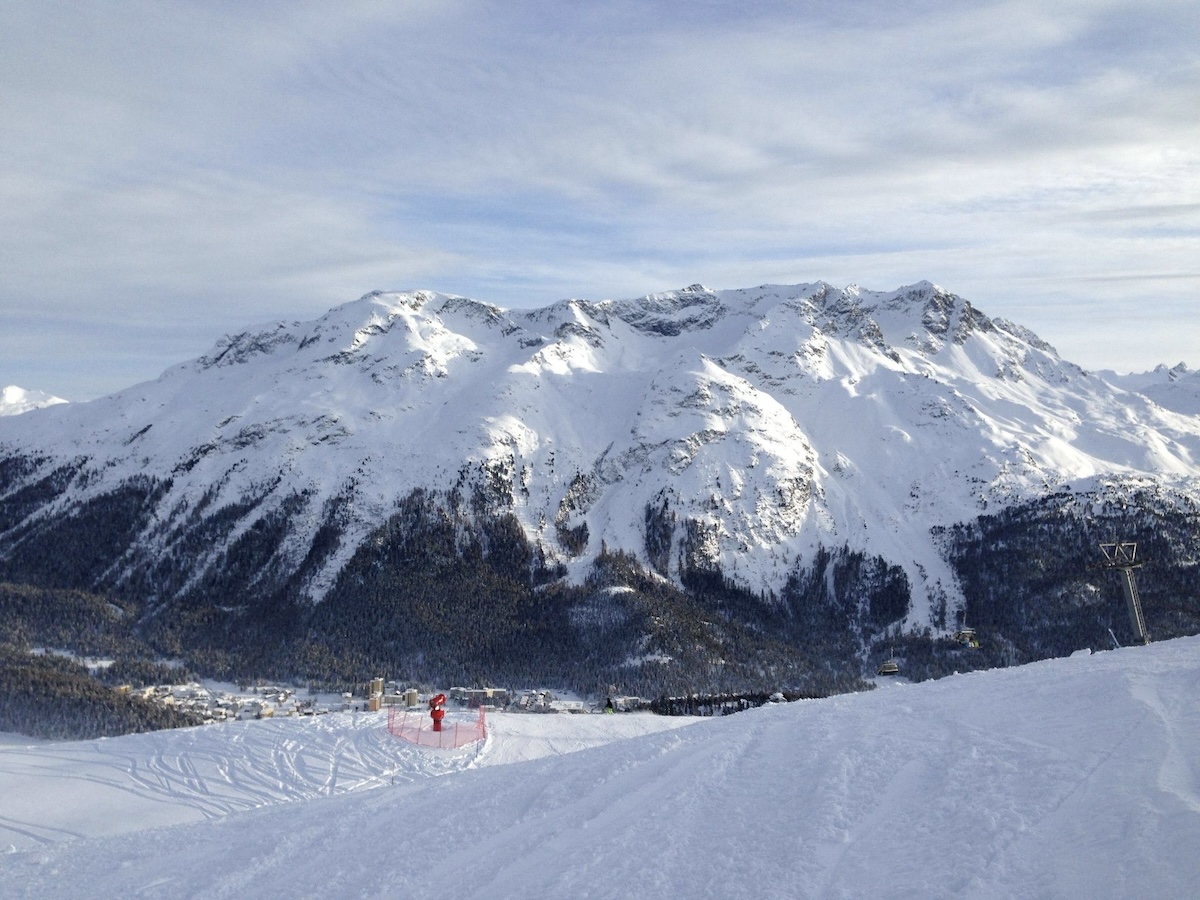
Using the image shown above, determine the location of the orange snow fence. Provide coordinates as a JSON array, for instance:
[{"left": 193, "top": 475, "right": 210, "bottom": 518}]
[{"left": 387, "top": 704, "right": 487, "bottom": 750}]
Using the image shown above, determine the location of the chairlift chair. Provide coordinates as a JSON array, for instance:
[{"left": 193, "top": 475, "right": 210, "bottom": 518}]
[{"left": 952, "top": 627, "right": 979, "bottom": 649}]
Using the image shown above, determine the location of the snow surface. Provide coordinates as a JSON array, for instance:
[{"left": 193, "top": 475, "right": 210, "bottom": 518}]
[
  {"left": 2, "top": 637, "right": 1199, "bottom": 898},
  {"left": 0, "top": 707, "right": 694, "bottom": 849}
]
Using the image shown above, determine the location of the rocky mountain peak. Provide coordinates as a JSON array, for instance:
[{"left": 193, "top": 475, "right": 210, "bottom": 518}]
[{"left": 1, "top": 280, "right": 1197, "bottom": 635}]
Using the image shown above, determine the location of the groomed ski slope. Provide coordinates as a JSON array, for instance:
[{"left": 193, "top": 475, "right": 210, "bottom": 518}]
[
  {"left": 0, "top": 708, "right": 696, "bottom": 848},
  {"left": 3, "top": 637, "right": 1199, "bottom": 899}
]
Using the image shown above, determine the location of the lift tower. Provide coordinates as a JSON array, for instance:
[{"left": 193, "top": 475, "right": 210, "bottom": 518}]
[{"left": 1099, "top": 542, "right": 1150, "bottom": 645}]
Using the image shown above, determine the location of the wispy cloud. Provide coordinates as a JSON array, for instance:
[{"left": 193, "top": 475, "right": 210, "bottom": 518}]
[{"left": 2, "top": 0, "right": 1197, "bottom": 397}]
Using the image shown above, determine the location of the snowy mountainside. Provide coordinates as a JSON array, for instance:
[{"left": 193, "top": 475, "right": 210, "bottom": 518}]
[
  {"left": 0, "top": 386, "right": 67, "bottom": 417},
  {"left": 1, "top": 281, "right": 1199, "bottom": 688}
]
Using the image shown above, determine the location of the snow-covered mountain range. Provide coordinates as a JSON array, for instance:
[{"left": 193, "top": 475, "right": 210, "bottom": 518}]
[
  {"left": 1100, "top": 361, "right": 1200, "bottom": 416},
  {"left": 0, "top": 386, "right": 67, "bottom": 417},
  {"left": 2, "top": 282, "right": 1199, "bottom": 688}
]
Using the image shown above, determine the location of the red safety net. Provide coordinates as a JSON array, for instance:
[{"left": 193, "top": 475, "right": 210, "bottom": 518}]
[{"left": 387, "top": 705, "right": 487, "bottom": 750}]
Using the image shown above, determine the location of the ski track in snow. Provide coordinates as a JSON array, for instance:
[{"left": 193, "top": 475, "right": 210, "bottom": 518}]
[
  {"left": 0, "top": 707, "right": 696, "bottom": 851},
  {"left": 0, "top": 712, "right": 452, "bottom": 847},
  {"left": 1, "top": 638, "right": 1199, "bottom": 898}
]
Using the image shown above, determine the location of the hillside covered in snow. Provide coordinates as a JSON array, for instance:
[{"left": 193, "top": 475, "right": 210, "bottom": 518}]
[
  {"left": 1, "top": 282, "right": 1199, "bottom": 693},
  {"left": 1, "top": 635, "right": 1198, "bottom": 899}
]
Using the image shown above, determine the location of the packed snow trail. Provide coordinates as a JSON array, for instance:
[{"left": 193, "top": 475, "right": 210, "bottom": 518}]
[
  {"left": 3, "top": 638, "right": 1199, "bottom": 898},
  {"left": 0, "top": 705, "right": 697, "bottom": 849},
  {"left": 0, "top": 711, "right": 429, "bottom": 846}
]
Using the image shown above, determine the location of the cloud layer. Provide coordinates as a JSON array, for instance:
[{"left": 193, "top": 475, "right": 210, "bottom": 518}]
[{"left": 3, "top": 1, "right": 1198, "bottom": 398}]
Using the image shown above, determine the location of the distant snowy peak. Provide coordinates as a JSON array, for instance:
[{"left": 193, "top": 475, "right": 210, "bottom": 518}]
[
  {"left": 1100, "top": 363, "right": 1200, "bottom": 416},
  {"left": 0, "top": 385, "right": 68, "bottom": 416},
  {"left": 1102, "top": 361, "right": 1192, "bottom": 389}
]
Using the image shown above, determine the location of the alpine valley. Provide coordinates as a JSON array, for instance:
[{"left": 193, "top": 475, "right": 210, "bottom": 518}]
[{"left": 3, "top": 282, "right": 1199, "bottom": 699}]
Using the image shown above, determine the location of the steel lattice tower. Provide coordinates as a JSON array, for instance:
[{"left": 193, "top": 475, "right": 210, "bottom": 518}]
[{"left": 1099, "top": 542, "right": 1150, "bottom": 645}]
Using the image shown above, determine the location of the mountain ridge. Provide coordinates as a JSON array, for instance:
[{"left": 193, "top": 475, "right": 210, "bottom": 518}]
[
  {"left": 2, "top": 281, "right": 1199, "bottom": 691},
  {"left": 3, "top": 281, "right": 1198, "bottom": 604}
]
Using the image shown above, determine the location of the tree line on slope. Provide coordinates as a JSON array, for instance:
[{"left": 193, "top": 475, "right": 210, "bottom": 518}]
[
  {"left": 0, "top": 581, "right": 204, "bottom": 738},
  {"left": 0, "top": 645, "right": 201, "bottom": 740},
  {"left": 934, "top": 487, "right": 1200, "bottom": 667},
  {"left": 2, "top": 450, "right": 1199, "bottom": 711}
]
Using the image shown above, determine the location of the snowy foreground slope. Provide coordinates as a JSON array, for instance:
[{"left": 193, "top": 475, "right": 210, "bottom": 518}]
[{"left": 3, "top": 637, "right": 1198, "bottom": 899}]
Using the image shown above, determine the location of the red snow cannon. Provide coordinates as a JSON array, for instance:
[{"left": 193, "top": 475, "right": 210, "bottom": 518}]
[{"left": 429, "top": 693, "right": 447, "bottom": 732}]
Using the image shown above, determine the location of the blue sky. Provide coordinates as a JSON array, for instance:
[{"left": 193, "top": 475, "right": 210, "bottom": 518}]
[{"left": 2, "top": 1, "right": 1198, "bottom": 400}]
